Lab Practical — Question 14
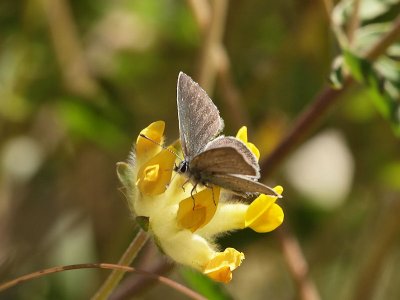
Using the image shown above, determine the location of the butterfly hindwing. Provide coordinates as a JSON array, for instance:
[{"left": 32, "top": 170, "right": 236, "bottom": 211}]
[
  {"left": 190, "top": 146, "right": 258, "bottom": 177},
  {"left": 208, "top": 174, "right": 279, "bottom": 197}
]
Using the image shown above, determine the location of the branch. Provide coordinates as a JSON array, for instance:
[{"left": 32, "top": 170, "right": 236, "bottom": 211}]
[
  {"left": 353, "top": 197, "right": 400, "bottom": 300},
  {"left": 92, "top": 229, "right": 149, "bottom": 299},
  {"left": 0, "top": 263, "right": 206, "bottom": 300},
  {"left": 41, "top": 0, "right": 99, "bottom": 98},
  {"left": 261, "top": 14, "right": 400, "bottom": 178},
  {"left": 277, "top": 228, "right": 320, "bottom": 300}
]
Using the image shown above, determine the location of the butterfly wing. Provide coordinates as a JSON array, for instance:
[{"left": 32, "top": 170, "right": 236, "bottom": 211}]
[
  {"left": 177, "top": 72, "right": 224, "bottom": 160},
  {"left": 190, "top": 146, "right": 258, "bottom": 177},
  {"left": 204, "top": 136, "right": 260, "bottom": 177},
  {"left": 209, "top": 174, "right": 280, "bottom": 197}
]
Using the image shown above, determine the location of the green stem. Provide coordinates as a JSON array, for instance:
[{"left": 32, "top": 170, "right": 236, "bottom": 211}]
[{"left": 91, "top": 229, "right": 149, "bottom": 300}]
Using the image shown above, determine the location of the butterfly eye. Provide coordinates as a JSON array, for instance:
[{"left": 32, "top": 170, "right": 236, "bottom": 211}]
[{"left": 178, "top": 161, "right": 188, "bottom": 173}]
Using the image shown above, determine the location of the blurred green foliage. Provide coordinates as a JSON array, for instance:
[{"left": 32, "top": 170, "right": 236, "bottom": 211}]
[{"left": 0, "top": 0, "right": 399, "bottom": 299}]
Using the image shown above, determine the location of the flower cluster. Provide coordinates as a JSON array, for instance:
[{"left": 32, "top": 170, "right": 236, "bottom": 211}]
[{"left": 117, "top": 121, "right": 284, "bottom": 283}]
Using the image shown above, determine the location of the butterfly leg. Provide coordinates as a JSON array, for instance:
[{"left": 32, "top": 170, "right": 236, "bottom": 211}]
[
  {"left": 203, "top": 183, "right": 216, "bottom": 206},
  {"left": 190, "top": 183, "right": 198, "bottom": 209},
  {"left": 181, "top": 179, "right": 191, "bottom": 192}
]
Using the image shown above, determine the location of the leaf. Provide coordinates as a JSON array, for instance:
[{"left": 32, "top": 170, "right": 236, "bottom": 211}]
[
  {"left": 343, "top": 50, "right": 400, "bottom": 136},
  {"left": 57, "top": 98, "right": 130, "bottom": 150},
  {"left": 329, "top": 56, "right": 345, "bottom": 89}
]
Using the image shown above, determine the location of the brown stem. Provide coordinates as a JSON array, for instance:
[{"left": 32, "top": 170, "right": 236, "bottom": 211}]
[
  {"left": 197, "top": 0, "right": 228, "bottom": 93},
  {"left": 347, "top": 0, "right": 361, "bottom": 45},
  {"left": 353, "top": 197, "right": 400, "bottom": 300},
  {"left": 41, "top": 0, "right": 98, "bottom": 98},
  {"left": 260, "top": 77, "right": 353, "bottom": 178},
  {"left": 92, "top": 229, "right": 149, "bottom": 300},
  {"left": 187, "top": 0, "right": 210, "bottom": 32},
  {"left": 261, "top": 14, "right": 400, "bottom": 178},
  {"left": 0, "top": 263, "right": 206, "bottom": 300},
  {"left": 188, "top": 0, "right": 249, "bottom": 127},
  {"left": 261, "top": 13, "right": 400, "bottom": 300},
  {"left": 277, "top": 228, "right": 320, "bottom": 300}
]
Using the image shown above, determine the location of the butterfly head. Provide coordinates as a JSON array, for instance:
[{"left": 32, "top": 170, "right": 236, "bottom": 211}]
[{"left": 175, "top": 160, "right": 189, "bottom": 174}]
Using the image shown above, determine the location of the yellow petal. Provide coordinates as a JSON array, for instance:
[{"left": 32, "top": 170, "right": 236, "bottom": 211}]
[
  {"left": 203, "top": 248, "right": 245, "bottom": 283},
  {"left": 236, "top": 126, "right": 260, "bottom": 160},
  {"left": 245, "top": 186, "right": 284, "bottom": 232},
  {"left": 236, "top": 126, "right": 248, "bottom": 143},
  {"left": 136, "top": 121, "right": 165, "bottom": 160},
  {"left": 177, "top": 187, "right": 220, "bottom": 232},
  {"left": 136, "top": 146, "right": 175, "bottom": 196}
]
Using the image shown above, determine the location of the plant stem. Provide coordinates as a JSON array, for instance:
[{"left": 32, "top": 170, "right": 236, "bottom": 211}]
[
  {"left": 91, "top": 229, "right": 149, "bottom": 300},
  {"left": 0, "top": 263, "right": 205, "bottom": 300},
  {"left": 261, "top": 14, "right": 400, "bottom": 179}
]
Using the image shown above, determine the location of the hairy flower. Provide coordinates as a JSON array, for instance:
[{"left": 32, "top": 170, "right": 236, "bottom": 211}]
[{"left": 117, "top": 122, "right": 284, "bottom": 282}]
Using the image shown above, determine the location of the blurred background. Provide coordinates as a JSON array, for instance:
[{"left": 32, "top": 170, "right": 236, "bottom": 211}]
[{"left": 0, "top": 0, "right": 399, "bottom": 299}]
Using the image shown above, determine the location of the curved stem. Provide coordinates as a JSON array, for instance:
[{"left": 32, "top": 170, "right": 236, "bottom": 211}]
[
  {"left": 92, "top": 229, "right": 149, "bottom": 300},
  {"left": 0, "top": 263, "right": 205, "bottom": 300},
  {"left": 277, "top": 228, "right": 320, "bottom": 300}
]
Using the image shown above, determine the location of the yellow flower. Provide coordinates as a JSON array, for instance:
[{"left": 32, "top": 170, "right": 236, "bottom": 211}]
[
  {"left": 136, "top": 120, "right": 165, "bottom": 161},
  {"left": 236, "top": 126, "right": 260, "bottom": 160},
  {"left": 136, "top": 147, "right": 176, "bottom": 196},
  {"left": 177, "top": 187, "right": 221, "bottom": 232},
  {"left": 203, "top": 248, "right": 245, "bottom": 283},
  {"left": 118, "top": 121, "right": 284, "bottom": 284},
  {"left": 245, "top": 186, "right": 284, "bottom": 233}
]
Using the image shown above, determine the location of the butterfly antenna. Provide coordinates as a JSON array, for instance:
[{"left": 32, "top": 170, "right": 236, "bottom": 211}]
[{"left": 139, "top": 134, "right": 183, "bottom": 161}]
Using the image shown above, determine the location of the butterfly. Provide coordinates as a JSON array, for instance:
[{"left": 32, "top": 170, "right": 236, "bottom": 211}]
[{"left": 175, "top": 72, "right": 280, "bottom": 198}]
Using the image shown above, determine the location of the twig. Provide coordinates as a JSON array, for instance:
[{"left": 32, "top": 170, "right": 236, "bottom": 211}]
[
  {"left": 197, "top": 0, "right": 228, "bottom": 93},
  {"left": 187, "top": 0, "right": 210, "bottom": 32},
  {"left": 91, "top": 229, "right": 149, "bottom": 300},
  {"left": 0, "top": 263, "right": 206, "bottom": 300},
  {"left": 347, "top": 0, "right": 361, "bottom": 45},
  {"left": 261, "top": 13, "right": 400, "bottom": 300},
  {"left": 321, "top": 0, "right": 333, "bottom": 21},
  {"left": 277, "top": 228, "right": 320, "bottom": 300},
  {"left": 261, "top": 14, "right": 400, "bottom": 178},
  {"left": 364, "top": 15, "right": 400, "bottom": 62},
  {"left": 353, "top": 197, "right": 400, "bottom": 300},
  {"left": 41, "top": 0, "right": 99, "bottom": 98},
  {"left": 110, "top": 242, "right": 175, "bottom": 300},
  {"left": 260, "top": 77, "right": 353, "bottom": 177},
  {"left": 188, "top": 0, "right": 249, "bottom": 126},
  {"left": 215, "top": 44, "right": 250, "bottom": 126}
]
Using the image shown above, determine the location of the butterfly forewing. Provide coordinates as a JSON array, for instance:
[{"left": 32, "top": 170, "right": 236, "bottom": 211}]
[
  {"left": 177, "top": 72, "right": 224, "bottom": 160},
  {"left": 190, "top": 147, "right": 258, "bottom": 177}
]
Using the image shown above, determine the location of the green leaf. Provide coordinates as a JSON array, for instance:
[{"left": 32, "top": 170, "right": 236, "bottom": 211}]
[
  {"left": 329, "top": 56, "right": 345, "bottom": 89},
  {"left": 57, "top": 98, "right": 130, "bottom": 150},
  {"left": 343, "top": 50, "right": 400, "bottom": 136},
  {"left": 180, "top": 267, "right": 233, "bottom": 300}
]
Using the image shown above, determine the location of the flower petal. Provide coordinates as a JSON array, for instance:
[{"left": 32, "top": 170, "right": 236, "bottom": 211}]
[
  {"left": 236, "top": 126, "right": 260, "bottom": 160},
  {"left": 177, "top": 187, "right": 220, "bottom": 232},
  {"left": 136, "top": 121, "right": 165, "bottom": 160},
  {"left": 245, "top": 186, "right": 284, "bottom": 232},
  {"left": 203, "top": 248, "right": 245, "bottom": 283},
  {"left": 136, "top": 147, "right": 175, "bottom": 196}
]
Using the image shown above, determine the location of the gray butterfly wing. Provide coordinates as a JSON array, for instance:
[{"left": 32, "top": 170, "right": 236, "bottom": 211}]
[
  {"left": 204, "top": 136, "right": 260, "bottom": 178},
  {"left": 190, "top": 147, "right": 258, "bottom": 177},
  {"left": 177, "top": 72, "right": 224, "bottom": 160},
  {"left": 209, "top": 174, "right": 280, "bottom": 197}
]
